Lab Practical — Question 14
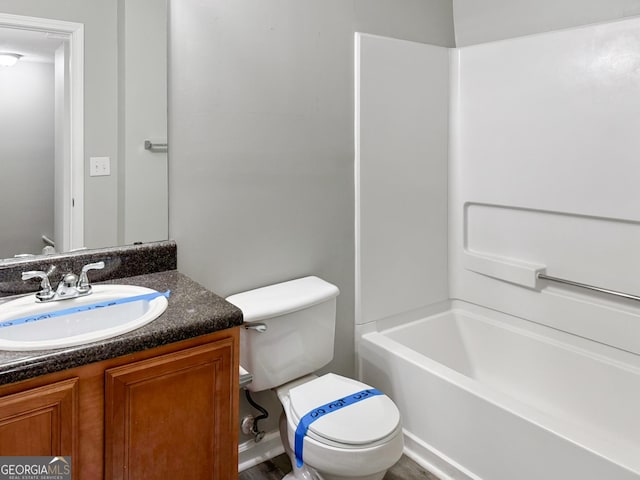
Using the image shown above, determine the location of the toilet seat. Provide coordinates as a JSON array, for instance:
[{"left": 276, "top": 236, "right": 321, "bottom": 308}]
[{"left": 288, "top": 373, "right": 401, "bottom": 447}]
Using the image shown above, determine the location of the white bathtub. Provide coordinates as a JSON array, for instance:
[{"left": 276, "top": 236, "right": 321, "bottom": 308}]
[{"left": 358, "top": 301, "right": 640, "bottom": 480}]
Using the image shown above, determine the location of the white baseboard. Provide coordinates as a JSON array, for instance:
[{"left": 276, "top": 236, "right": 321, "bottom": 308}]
[
  {"left": 238, "top": 430, "right": 285, "bottom": 472},
  {"left": 402, "top": 429, "right": 480, "bottom": 480}
]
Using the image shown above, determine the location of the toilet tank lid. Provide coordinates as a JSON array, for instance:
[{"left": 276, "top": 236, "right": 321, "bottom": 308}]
[{"left": 225, "top": 276, "right": 340, "bottom": 323}]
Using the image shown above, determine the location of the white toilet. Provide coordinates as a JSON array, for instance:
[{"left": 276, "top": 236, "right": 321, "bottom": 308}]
[{"left": 226, "top": 276, "right": 404, "bottom": 480}]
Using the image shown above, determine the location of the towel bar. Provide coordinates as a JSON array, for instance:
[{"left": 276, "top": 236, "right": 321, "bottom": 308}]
[
  {"left": 537, "top": 273, "right": 640, "bottom": 303},
  {"left": 144, "top": 140, "right": 168, "bottom": 150}
]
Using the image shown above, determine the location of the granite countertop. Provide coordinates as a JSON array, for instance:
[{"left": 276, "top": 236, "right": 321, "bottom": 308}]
[{"left": 0, "top": 270, "right": 243, "bottom": 386}]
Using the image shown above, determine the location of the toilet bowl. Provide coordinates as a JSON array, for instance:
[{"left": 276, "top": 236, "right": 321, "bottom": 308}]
[
  {"left": 276, "top": 373, "right": 404, "bottom": 480},
  {"left": 226, "top": 276, "right": 404, "bottom": 479}
]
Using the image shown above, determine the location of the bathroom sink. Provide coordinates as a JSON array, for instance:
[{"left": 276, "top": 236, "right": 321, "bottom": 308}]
[{"left": 0, "top": 285, "right": 169, "bottom": 351}]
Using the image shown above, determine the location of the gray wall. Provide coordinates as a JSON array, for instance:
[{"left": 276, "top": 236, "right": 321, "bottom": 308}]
[
  {"left": 453, "top": 0, "right": 640, "bottom": 46},
  {"left": 168, "top": 0, "right": 455, "bottom": 384}
]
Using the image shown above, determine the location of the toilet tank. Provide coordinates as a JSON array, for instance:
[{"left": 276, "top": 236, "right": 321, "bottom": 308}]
[{"left": 226, "top": 276, "right": 340, "bottom": 392}]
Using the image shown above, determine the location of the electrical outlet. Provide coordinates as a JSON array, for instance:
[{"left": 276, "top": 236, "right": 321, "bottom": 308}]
[{"left": 89, "top": 156, "right": 111, "bottom": 177}]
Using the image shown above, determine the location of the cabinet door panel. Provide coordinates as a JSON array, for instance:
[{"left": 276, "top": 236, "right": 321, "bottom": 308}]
[
  {"left": 0, "top": 378, "right": 78, "bottom": 458},
  {"left": 105, "top": 339, "right": 235, "bottom": 480}
]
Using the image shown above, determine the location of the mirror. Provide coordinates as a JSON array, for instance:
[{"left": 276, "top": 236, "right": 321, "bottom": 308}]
[{"left": 0, "top": 0, "right": 168, "bottom": 260}]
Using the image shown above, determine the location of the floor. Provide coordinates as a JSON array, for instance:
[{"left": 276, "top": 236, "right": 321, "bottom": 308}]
[{"left": 238, "top": 453, "right": 441, "bottom": 480}]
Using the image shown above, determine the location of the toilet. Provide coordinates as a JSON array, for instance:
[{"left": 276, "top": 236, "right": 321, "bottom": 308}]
[{"left": 226, "top": 276, "right": 404, "bottom": 480}]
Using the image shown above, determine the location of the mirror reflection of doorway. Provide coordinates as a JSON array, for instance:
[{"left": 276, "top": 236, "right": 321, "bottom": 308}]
[{"left": 0, "top": 13, "right": 83, "bottom": 258}]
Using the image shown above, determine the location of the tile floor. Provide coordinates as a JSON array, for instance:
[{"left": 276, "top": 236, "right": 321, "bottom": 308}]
[{"left": 238, "top": 453, "right": 440, "bottom": 480}]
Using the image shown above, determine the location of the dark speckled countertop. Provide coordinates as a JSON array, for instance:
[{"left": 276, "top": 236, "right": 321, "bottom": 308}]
[{"left": 0, "top": 270, "right": 243, "bottom": 386}]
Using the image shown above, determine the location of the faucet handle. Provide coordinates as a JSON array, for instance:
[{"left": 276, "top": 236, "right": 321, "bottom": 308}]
[
  {"left": 77, "top": 261, "right": 105, "bottom": 293},
  {"left": 81, "top": 261, "right": 105, "bottom": 273},
  {"left": 22, "top": 268, "right": 56, "bottom": 301}
]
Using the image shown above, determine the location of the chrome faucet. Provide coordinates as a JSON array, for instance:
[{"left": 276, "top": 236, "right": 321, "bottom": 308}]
[
  {"left": 21, "top": 265, "right": 56, "bottom": 302},
  {"left": 77, "top": 262, "right": 105, "bottom": 294},
  {"left": 22, "top": 261, "right": 105, "bottom": 303}
]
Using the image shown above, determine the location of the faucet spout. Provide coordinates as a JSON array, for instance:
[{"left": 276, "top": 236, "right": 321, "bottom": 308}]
[{"left": 55, "top": 272, "right": 80, "bottom": 299}]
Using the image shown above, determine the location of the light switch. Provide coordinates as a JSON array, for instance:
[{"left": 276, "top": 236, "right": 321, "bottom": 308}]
[{"left": 90, "top": 156, "right": 111, "bottom": 177}]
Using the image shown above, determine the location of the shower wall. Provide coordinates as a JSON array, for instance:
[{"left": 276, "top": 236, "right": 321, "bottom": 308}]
[
  {"left": 355, "top": 33, "right": 449, "bottom": 326},
  {"left": 451, "top": 17, "right": 640, "bottom": 355},
  {"left": 453, "top": 0, "right": 640, "bottom": 46}
]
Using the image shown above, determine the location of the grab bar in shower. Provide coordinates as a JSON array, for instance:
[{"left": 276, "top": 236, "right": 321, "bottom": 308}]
[{"left": 537, "top": 273, "right": 640, "bottom": 303}]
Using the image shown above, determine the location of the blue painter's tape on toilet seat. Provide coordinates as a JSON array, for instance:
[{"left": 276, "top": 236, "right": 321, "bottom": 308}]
[{"left": 294, "top": 388, "right": 383, "bottom": 467}]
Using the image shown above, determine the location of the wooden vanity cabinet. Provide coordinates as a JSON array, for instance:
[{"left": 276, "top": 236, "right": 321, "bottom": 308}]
[
  {"left": 105, "top": 339, "right": 236, "bottom": 479},
  {"left": 0, "top": 378, "right": 79, "bottom": 458},
  {"left": 0, "top": 327, "right": 239, "bottom": 480}
]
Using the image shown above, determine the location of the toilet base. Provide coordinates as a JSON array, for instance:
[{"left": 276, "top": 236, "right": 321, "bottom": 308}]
[
  {"left": 316, "top": 474, "right": 385, "bottom": 480},
  {"left": 282, "top": 467, "right": 385, "bottom": 480},
  {"left": 280, "top": 413, "right": 318, "bottom": 480},
  {"left": 278, "top": 413, "right": 388, "bottom": 480},
  {"left": 282, "top": 470, "right": 386, "bottom": 480}
]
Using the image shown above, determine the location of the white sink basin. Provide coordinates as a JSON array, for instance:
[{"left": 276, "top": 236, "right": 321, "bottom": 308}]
[{"left": 0, "top": 285, "right": 169, "bottom": 351}]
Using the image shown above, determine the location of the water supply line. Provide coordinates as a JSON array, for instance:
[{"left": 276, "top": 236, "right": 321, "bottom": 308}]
[{"left": 244, "top": 389, "right": 269, "bottom": 442}]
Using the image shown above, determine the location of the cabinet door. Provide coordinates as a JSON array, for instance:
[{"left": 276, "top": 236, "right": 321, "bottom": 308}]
[
  {"left": 105, "top": 339, "right": 236, "bottom": 480},
  {"left": 0, "top": 378, "right": 78, "bottom": 459}
]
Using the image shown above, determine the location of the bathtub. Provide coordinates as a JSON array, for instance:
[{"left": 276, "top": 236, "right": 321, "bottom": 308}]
[{"left": 358, "top": 301, "right": 640, "bottom": 480}]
